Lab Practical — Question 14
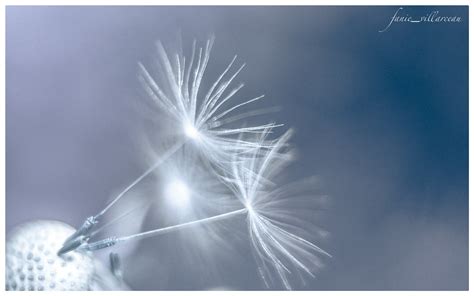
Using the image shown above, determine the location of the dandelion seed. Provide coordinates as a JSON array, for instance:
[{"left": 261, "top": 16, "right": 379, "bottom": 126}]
[
  {"left": 138, "top": 36, "right": 282, "bottom": 171},
  {"left": 226, "top": 129, "right": 331, "bottom": 289}
]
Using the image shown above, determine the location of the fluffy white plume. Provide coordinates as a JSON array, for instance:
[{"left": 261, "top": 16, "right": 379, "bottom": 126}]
[
  {"left": 138, "top": 36, "right": 282, "bottom": 175},
  {"left": 226, "top": 129, "right": 331, "bottom": 289}
]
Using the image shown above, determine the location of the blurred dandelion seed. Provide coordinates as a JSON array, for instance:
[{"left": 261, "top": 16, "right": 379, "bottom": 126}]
[{"left": 165, "top": 179, "right": 191, "bottom": 207}]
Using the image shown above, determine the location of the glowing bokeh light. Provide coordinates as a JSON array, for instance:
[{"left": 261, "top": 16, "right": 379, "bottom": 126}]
[{"left": 165, "top": 180, "right": 191, "bottom": 207}]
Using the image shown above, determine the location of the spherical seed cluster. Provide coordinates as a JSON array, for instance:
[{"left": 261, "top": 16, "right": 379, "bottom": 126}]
[{"left": 6, "top": 220, "right": 96, "bottom": 291}]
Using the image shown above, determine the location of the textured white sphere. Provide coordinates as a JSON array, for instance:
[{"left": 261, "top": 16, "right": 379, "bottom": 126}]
[{"left": 6, "top": 220, "right": 96, "bottom": 291}]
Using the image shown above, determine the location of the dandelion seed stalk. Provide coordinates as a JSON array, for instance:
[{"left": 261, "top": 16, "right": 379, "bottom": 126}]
[
  {"left": 80, "top": 208, "right": 248, "bottom": 252},
  {"left": 97, "top": 140, "right": 186, "bottom": 218}
]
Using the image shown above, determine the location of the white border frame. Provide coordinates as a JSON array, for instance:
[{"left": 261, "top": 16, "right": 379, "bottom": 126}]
[{"left": 1, "top": 2, "right": 470, "bottom": 295}]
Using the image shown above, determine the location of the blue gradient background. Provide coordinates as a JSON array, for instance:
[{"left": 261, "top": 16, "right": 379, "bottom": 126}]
[{"left": 6, "top": 6, "right": 468, "bottom": 290}]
